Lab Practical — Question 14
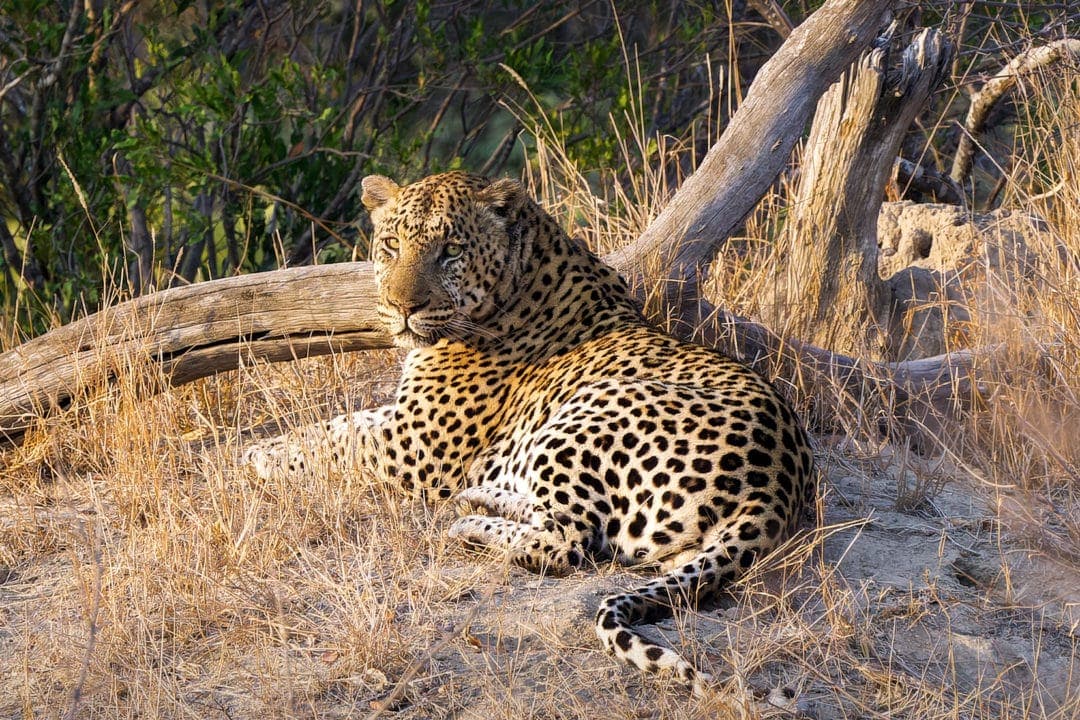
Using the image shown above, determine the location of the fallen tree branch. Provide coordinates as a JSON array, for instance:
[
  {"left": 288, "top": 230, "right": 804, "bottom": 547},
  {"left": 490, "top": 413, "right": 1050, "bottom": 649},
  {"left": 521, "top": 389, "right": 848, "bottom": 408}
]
[
  {"left": 950, "top": 38, "right": 1080, "bottom": 186},
  {"left": 1, "top": 264, "right": 390, "bottom": 441},
  {"left": 688, "top": 296, "right": 993, "bottom": 444}
]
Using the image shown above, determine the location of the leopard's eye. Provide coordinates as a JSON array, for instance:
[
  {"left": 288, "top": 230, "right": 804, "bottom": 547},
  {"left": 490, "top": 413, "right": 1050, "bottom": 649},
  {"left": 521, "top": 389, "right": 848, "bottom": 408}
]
[
  {"left": 442, "top": 242, "right": 464, "bottom": 262},
  {"left": 382, "top": 236, "right": 400, "bottom": 256}
]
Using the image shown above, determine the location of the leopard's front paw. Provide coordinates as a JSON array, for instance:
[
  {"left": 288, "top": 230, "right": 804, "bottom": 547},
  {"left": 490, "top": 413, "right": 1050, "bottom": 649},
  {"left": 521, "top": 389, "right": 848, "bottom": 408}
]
[
  {"left": 447, "top": 515, "right": 493, "bottom": 544},
  {"left": 454, "top": 486, "right": 534, "bottom": 521},
  {"left": 448, "top": 515, "right": 532, "bottom": 550}
]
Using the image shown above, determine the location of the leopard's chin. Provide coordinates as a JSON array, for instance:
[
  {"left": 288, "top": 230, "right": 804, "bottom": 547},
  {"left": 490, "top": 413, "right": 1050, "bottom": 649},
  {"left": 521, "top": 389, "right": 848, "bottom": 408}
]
[{"left": 392, "top": 329, "right": 435, "bottom": 349}]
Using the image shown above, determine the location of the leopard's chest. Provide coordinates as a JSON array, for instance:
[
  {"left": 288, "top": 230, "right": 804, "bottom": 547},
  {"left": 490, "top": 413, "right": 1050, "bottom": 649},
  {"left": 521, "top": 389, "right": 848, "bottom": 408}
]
[{"left": 387, "top": 336, "right": 603, "bottom": 466}]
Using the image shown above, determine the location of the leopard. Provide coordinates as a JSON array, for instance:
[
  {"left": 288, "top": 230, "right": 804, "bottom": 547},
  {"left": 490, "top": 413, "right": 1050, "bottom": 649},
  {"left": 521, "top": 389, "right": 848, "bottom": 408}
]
[{"left": 242, "top": 171, "right": 815, "bottom": 694}]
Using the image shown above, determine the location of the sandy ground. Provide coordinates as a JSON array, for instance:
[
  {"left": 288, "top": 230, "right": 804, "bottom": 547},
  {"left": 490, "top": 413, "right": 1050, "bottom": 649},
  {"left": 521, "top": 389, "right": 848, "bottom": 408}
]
[{"left": 361, "top": 443, "right": 1078, "bottom": 719}]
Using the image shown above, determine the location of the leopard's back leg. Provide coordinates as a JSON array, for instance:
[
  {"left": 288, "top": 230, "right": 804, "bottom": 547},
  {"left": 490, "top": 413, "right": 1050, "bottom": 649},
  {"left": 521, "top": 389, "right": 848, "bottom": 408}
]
[{"left": 449, "top": 487, "right": 592, "bottom": 575}]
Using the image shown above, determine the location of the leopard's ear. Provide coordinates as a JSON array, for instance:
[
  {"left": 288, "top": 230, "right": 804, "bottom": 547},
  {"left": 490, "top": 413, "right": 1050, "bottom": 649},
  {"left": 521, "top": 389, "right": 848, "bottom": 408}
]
[
  {"left": 361, "top": 175, "right": 400, "bottom": 211},
  {"left": 475, "top": 177, "right": 525, "bottom": 218}
]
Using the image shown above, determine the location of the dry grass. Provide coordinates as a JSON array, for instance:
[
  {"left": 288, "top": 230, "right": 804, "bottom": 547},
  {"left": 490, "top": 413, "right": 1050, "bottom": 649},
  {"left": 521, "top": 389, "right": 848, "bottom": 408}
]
[{"left": 3, "top": 36, "right": 1080, "bottom": 720}]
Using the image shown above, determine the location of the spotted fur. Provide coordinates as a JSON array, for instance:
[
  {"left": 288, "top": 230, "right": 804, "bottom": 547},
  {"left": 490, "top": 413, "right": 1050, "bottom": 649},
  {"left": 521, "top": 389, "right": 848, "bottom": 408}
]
[{"left": 243, "top": 172, "right": 815, "bottom": 693}]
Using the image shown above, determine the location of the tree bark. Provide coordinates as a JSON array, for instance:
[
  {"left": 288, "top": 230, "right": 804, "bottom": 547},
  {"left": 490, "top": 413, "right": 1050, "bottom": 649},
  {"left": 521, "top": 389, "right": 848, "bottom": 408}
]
[
  {"left": 606, "top": 0, "right": 893, "bottom": 328},
  {"left": 767, "top": 27, "right": 952, "bottom": 358}
]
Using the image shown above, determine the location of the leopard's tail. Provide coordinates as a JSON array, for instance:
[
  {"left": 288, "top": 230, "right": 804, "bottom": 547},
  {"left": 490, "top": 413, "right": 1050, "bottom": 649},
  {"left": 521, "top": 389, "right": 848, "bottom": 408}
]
[{"left": 594, "top": 540, "right": 764, "bottom": 696}]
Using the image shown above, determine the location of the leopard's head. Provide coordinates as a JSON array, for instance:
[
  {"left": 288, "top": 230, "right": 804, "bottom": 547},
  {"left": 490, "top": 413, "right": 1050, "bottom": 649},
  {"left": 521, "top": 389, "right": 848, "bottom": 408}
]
[{"left": 363, "top": 172, "right": 528, "bottom": 348}]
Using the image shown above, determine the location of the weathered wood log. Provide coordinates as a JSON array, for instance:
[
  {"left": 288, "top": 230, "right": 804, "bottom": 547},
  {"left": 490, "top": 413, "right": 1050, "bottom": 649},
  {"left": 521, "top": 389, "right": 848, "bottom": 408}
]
[
  {"left": 681, "top": 295, "right": 994, "bottom": 444},
  {"left": 0, "top": 264, "right": 390, "bottom": 441}
]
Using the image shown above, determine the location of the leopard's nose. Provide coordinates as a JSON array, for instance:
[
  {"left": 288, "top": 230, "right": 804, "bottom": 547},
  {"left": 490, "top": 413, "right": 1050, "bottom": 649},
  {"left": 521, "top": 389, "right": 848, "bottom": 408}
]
[{"left": 388, "top": 296, "right": 430, "bottom": 318}]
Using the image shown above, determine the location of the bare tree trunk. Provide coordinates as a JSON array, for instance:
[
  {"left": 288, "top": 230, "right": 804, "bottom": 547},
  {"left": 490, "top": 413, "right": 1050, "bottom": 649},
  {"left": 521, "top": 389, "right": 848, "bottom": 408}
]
[
  {"left": 126, "top": 203, "right": 155, "bottom": 294},
  {"left": 606, "top": 0, "right": 894, "bottom": 325},
  {"left": 113, "top": 155, "right": 156, "bottom": 294},
  {"left": 0, "top": 222, "right": 46, "bottom": 292},
  {"left": 767, "top": 27, "right": 952, "bottom": 358},
  {"left": 175, "top": 192, "right": 215, "bottom": 284}
]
